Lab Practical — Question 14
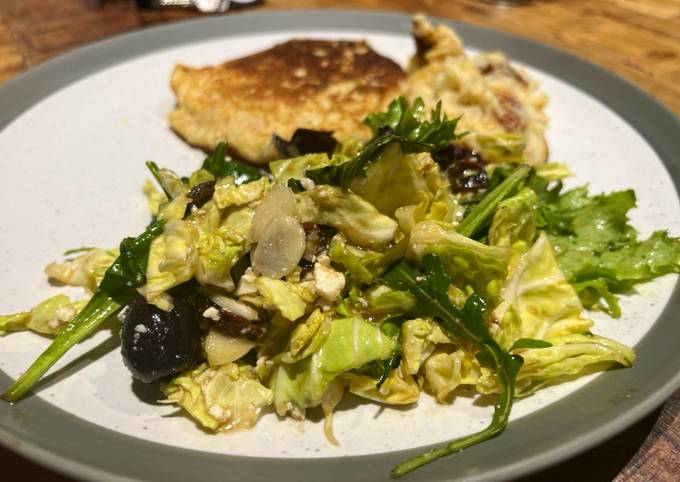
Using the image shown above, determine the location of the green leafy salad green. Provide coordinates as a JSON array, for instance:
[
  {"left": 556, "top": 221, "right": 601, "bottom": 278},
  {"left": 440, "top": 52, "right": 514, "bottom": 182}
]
[{"left": 2, "top": 97, "right": 679, "bottom": 477}]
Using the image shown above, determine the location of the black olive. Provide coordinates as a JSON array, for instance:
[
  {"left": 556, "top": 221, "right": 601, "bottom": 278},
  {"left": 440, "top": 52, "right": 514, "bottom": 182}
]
[{"left": 121, "top": 296, "right": 201, "bottom": 383}]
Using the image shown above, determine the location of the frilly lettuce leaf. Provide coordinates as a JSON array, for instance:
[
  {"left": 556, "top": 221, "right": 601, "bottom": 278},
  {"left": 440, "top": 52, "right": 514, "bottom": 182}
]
[
  {"left": 45, "top": 248, "right": 118, "bottom": 293},
  {"left": 0, "top": 295, "right": 87, "bottom": 336},
  {"left": 162, "top": 362, "right": 273, "bottom": 431},
  {"left": 409, "top": 220, "right": 510, "bottom": 295},
  {"left": 296, "top": 185, "right": 398, "bottom": 249},
  {"left": 268, "top": 315, "right": 398, "bottom": 416},
  {"left": 557, "top": 230, "right": 680, "bottom": 316},
  {"left": 538, "top": 186, "right": 680, "bottom": 316}
]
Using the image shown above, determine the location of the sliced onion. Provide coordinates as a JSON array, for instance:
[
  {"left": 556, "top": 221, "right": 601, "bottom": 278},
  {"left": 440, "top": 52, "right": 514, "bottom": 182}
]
[
  {"left": 208, "top": 293, "right": 259, "bottom": 321},
  {"left": 203, "top": 329, "right": 257, "bottom": 366},
  {"left": 249, "top": 183, "right": 299, "bottom": 243},
  {"left": 251, "top": 215, "right": 306, "bottom": 279}
]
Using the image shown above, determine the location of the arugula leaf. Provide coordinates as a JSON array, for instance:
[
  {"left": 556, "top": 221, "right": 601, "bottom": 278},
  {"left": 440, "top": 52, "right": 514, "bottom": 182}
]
[
  {"left": 62, "top": 246, "right": 96, "bottom": 256},
  {"left": 382, "top": 253, "right": 523, "bottom": 477},
  {"left": 201, "top": 142, "right": 264, "bottom": 185},
  {"left": 145, "top": 161, "right": 175, "bottom": 198},
  {"left": 352, "top": 316, "right": 404, "bottom": 388},
  {"left": 99, "top": 221, "right": 165, "bottom": 304},
  {"left": 286, "top": 178, "right": 305, "bottom": 193},
  {"left": 306, "top": 97, "right": 461, "bottom": 188},
  {"left": 364, "top": 97, "right": 460, "bottom": 150},
  {"left": 2, "top": 221, "right": 164, "bottom": 402},
  {"left": 509, "top": 338, "right": 553, "bottom": 351},
  {"left": 375, "top": 317, "right": 406, "bottom": 388}
]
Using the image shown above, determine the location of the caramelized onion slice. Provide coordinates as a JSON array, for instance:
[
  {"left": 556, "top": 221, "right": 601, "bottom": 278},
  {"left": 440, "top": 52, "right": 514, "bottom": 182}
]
[{"left": 203, "top": 329, "right": 257, "bottom": 366}]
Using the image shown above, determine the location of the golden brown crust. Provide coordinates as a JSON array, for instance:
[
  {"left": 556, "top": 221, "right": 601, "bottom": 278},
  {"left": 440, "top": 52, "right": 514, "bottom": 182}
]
[{"left": 169, "top": 40, "right": 404, "bottom": 164}]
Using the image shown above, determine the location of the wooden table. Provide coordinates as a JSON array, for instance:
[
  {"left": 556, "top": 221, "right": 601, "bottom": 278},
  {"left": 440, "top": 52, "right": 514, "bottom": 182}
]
[{"left": 1, "top": 1, "right": 679, "bottom": 481}]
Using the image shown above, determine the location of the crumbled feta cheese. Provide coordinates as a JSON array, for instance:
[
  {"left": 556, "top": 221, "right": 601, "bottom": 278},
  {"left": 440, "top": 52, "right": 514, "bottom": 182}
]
[
  {"left": 55, "top": 305, "right": 76, "bottom": 322},
  {"left": 313, "top": 261, "right": 345, "bottom": 301},
  {"left": 235, "top": 267, "right": 258, "bottom": 296},
  {"left": 315, "top": 253, "right": 331, "bottom": 266},
  {"left": 202, "top": 306, "right": 221, "bottom": 321},
  {"left": 117, "top": 305, "right": 130, "bottom": 322},
  {"left": 256, "top": 356, "right": 268, "bottom": 370},
  {"left": 285, "top": 402, "right": 306, "bottom": 421},
  {"left": 208, "top": 404, "right": 225, "bottom": 420},
  {"left": 299, "top": 177, "right": 316, "bottom": 191},
  {"left": 134, "top": 324, "right": 148, "bottom": 334}
]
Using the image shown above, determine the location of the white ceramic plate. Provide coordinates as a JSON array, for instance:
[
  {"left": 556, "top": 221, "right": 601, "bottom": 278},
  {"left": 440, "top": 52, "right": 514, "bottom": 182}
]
[{"left": 0, "top": 11, "right": 679, "bottom": 482}]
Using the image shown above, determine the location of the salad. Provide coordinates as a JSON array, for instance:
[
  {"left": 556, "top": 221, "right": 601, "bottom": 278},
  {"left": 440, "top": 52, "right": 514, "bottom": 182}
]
[{"left": 2, "top": 97, "right": 679, "bottom": 477}]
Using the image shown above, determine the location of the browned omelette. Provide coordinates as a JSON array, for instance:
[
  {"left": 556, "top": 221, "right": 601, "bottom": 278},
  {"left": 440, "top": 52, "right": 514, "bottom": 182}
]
[{"left": 169, "top": 40, "right": 405, "bottom": 164}]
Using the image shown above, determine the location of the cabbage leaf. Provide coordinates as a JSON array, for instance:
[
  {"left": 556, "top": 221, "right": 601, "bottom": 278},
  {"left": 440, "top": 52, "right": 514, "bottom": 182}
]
[
  {"left": 163, "top": 362, "right": 273, "bottom": 431},
  {"left": 268, "top": 315, "right": 397, "bottom": 416},
  {"left": 0, "top": 295, "right": 86, "bottom": 336},
  {"left": 297, "top": 185, "right": 397, "bottom": 249}
]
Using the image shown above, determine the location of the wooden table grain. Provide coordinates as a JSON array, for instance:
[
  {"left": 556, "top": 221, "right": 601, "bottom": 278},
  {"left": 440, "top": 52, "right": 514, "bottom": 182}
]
[{"left": 1, "top": 1, "right": 679, "bottom": 481}]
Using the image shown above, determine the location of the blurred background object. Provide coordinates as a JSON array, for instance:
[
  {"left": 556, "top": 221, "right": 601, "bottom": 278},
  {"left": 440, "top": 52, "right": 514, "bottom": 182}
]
[{"left": 135, "top": 0, "right": 261, "bottom": 12}]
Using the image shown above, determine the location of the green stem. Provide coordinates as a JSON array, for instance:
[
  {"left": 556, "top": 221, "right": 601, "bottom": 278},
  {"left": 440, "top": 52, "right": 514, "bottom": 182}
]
[
  {"left": 391, "top": 345, "right": 519, "bottom": 478},
  {"left": 145, "top": 161, "right": 173, "bottom": 198},
  {"left": 457, "top": 164, "right": 531, "bottom": 238},
  {"left": 2, "top": 292, "right": 121, "bottom": 402}
]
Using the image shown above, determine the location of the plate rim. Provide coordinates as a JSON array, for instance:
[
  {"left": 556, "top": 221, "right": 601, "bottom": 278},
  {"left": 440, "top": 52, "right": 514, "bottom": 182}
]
[{"left": 1, "top": 9, "right": 679, "bottom": 482}]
